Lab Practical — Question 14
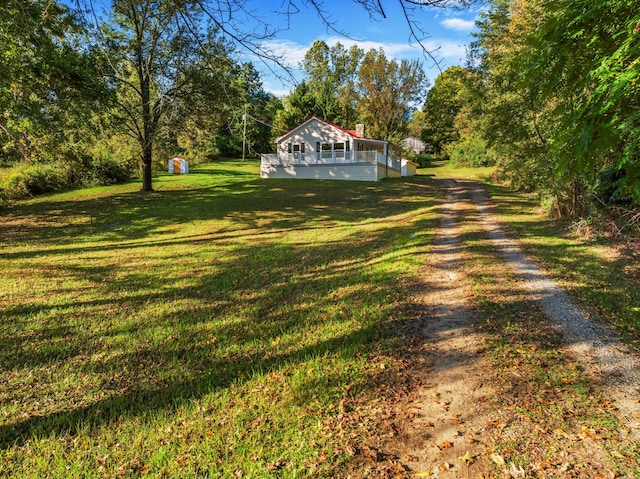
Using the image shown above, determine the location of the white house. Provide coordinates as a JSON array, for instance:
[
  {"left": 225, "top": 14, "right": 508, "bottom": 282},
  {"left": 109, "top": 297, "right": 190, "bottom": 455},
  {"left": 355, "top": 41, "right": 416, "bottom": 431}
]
[
  {"left": 260, "top": 116, "right": 404, "bottom": 181},
  {"left": 401, "top": 136, "right": 430, "bottom": 155}
]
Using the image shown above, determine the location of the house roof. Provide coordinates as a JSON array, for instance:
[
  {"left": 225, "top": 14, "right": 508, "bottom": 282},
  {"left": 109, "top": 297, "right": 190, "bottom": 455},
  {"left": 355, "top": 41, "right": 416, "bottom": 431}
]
[
  {"left": 275, "top": 116, "right": 403, "bottom": 150},
  {"left": 275, "top": 115, "right": 365, "bottom": 143}
]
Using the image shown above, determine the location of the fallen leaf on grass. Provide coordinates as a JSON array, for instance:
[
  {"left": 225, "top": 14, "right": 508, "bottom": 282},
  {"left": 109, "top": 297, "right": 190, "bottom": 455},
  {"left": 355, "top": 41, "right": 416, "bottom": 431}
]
[
  {"left": 489, "top": 453, "right": 505, "bottom": 466},
  {"left": 413, "top": 472, "right": 432, "bottom": 477},
  {"left": 552, "top": 428, "right": 568, "bottom": 437},
  {"left": 509, "top": 463, "right": 525, "bottom": 478},
  {"left": 266, "top": 460, "right": 285, "bottom": 471},
  {"left": 438, "top": 441, "right": 453, "bottom": 449},
  {"left": 610, "top": 451, "right": 625, "bottom": 459},
  {"left": 458, "top": 451, "right": 474, "bottom": 464},
  {"left": 578, "top": 426, "right": 600, "bottom": 440}
]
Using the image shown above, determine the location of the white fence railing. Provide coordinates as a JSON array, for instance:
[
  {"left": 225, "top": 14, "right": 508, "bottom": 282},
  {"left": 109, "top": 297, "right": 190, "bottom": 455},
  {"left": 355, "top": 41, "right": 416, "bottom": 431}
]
[{"left": 261, "top": 151, "right": 401, "bottom": 170}]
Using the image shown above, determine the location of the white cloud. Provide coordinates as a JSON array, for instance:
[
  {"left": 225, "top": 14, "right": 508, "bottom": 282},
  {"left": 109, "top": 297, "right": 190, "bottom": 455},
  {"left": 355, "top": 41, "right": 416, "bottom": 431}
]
[
  {"left": 255, "top": 36, "right": 468, "bottom": 95},
  {"left": 264, "top": 87, "right": 291, "bottom": 98},
  {"left": 322, "top": 36, "right": 415, "bottom": 57},
  {"left": 441, "top": 18, "right": 476, "bottom": 31},
  {"left": 420, "top": 40, "right": 467, "bottom": 60},
  {"left": 259, "top": 39, "right": 310, "bottom": 69}
]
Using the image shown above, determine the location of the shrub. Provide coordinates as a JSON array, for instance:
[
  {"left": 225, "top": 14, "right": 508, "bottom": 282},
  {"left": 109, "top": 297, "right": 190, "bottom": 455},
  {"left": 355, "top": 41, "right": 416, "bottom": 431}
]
[
  {"left": 446, "top": 133, "right": 497, "bottom": 168},
  {"left": 1, "top": 156, "right": 134, "bottom": 201},
  {"left": 3, "top": 163, "right": 65, "bottom": 199},
  {"left": 592, "top": 165, "right": 633, "bottom": 206},
  {"left": 92, "top": 157, "right": 133, "bottom": 185},
  {"left": 403, "top": 150, "right": 432, "bottom": 168}
]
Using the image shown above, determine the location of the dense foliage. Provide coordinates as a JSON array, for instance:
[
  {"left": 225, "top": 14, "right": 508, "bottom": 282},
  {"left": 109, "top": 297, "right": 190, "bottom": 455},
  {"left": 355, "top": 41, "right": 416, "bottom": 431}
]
[
  {"left": 275, "top": 40, "right": 428, "bottom": 143},
  {"left": 5, "top": 0, "right": 636, "bottom": 212},
  {"left": 411, "top": 0, "right": 639, "bottom": 215},
  {"left": 0, "top": 0, "right": 280, "bottom": 197}
]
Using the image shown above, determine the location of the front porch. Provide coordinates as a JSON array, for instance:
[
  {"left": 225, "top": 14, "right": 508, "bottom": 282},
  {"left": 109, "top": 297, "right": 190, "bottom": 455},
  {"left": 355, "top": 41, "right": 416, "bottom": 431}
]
[{"left": 260, "top": 149, "right": 402, "bottom": 181}]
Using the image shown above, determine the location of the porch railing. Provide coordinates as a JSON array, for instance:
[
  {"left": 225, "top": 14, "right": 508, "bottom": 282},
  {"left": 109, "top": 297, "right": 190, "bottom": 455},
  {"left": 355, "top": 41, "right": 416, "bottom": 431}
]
[{"left": 261, "top": 151, "right": 401, "bottom": 170}]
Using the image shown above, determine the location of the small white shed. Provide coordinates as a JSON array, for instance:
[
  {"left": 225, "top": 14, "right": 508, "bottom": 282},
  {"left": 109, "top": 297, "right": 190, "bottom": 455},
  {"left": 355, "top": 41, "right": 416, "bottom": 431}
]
[
  {"left": 168, "top": 156, "right": 189, "bottom": 174},
  {"left": 401, "top": 159, "right": 418, "bottom": 177}
]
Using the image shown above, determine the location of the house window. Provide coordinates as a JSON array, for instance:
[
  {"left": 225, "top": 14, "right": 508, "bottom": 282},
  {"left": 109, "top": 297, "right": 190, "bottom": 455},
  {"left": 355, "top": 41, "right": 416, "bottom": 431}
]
[
  {"left": 334, "top": 142, "right": 344, "bottom": 150},
  {"left": 320, "top": 143, "right": 332, "bottom": 161},
  {"left": 293, "top": 144, "right": 300, "bottom": 152}
]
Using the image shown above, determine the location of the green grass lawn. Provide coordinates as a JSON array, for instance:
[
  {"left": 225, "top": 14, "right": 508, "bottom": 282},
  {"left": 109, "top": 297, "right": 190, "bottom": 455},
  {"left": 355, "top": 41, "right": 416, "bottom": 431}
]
[
  {"left": 418, "top": 158, "right": 495, "bottom": 181},
  {"left": 2, "top": 159, "right": 637, "bottom": 477},
  {"left": 0, "top": 160, "right": 442, "bottom": 478}
]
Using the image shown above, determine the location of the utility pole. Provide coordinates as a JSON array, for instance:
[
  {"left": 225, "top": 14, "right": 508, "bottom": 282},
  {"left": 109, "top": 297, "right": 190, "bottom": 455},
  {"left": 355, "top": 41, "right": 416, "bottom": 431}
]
[{"left": 242, "top": 106, "right": 247, "bottom": 161}]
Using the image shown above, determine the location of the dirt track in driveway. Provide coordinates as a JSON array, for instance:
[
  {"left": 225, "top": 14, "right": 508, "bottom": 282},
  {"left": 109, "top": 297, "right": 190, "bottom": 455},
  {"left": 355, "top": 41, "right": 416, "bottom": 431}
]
[{"left": 355, "top": 179, "right": 640, "bottom": 478}]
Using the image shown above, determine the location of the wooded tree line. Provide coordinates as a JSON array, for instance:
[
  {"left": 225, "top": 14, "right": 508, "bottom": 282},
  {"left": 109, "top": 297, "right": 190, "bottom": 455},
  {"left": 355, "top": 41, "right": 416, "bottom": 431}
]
[
  {"left": 4, "top": 0, "right": 637, "bottom": 216},
  {"left": 415, "top": 0, "right": 639, "bottom": 215},
  {"left": 1, "top": 0, "right": 282, "bottom": 196},
  {"left": 0, "top": 0, "right": 429, "bottom": 197}
]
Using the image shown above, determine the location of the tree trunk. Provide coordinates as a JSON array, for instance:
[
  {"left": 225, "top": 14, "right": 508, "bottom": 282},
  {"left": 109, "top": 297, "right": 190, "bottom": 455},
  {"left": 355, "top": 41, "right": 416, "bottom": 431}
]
[
  {"left": 140, "top": 64, "right": 154, "bottom": 191},
  {"left": 141, "top": 146, "right": 153, "bottom": 191}
]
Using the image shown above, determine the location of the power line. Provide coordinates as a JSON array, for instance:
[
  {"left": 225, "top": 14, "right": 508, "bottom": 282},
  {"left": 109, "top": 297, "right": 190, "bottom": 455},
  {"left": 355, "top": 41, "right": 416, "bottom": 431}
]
[{"left": 242, "top": 112, "right": 286, "bottom": 133}]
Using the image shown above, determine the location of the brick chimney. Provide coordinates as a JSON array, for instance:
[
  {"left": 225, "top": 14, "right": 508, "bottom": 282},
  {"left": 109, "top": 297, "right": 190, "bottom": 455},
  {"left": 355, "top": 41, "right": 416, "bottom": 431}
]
[{"left": 355, "top": 124, "right": 365, "bottom": 138}]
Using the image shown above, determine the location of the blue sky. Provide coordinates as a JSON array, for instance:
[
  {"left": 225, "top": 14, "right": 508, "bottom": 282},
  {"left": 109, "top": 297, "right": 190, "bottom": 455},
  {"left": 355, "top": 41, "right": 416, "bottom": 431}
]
[
  {"left": 65, "top": 0, "right": 481, "bottom": 97},
  {"left": 241, "top": 0, "right": 482, "bottom": 96}
]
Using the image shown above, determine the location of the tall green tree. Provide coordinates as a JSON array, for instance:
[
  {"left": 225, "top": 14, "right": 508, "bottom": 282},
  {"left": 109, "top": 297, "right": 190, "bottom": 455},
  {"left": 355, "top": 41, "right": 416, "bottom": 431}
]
[
  {"left": 273, "top": 81, "right": 318, "bottom": 133},
  {"left": 526, "top": 0, "right": 640, "bottom": 203},
  {"left": 357, "top": 48, "right": 428, "bottom": 141},
  {"left": 472, "top": 0, "right": 559, "bottom": 202},
  {"left": 214, "top": 62, "right": 280, "bottom": 157},
  {"left": 98, "top": 0, "right": 214, "bottom": 191},
  {"left": 301, "top": 40, "right": 363, "bottom": 126},
  {"left": 0, "top": 0, "right": 104, "bottom": 166},
  {"left": 421, "top": 65, "right": 469, "bottom": 154},
  {"left": 472, "top": 0, "right": 639, "bottom": 213}
]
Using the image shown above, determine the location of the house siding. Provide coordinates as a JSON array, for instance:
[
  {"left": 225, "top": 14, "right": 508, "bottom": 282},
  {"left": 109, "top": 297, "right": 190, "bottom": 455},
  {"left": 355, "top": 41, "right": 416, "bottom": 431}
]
[
  {"left": 261, "top": 163, "right": 378, "bottom": 181},
  {"left": 277, "top": 118, "right": 353, "bottom": 161},
  {"left": 401, "top": 160, "right": 418, "bottom": 177},
  {"left": 402, "top": 136, "right": 427, "bottom": 154},
  {"left": 380, "top": 165, "right": 402, "bottom": 179},
  {"left": 264, "top": 116, "right": 403, "bottom": 181}
]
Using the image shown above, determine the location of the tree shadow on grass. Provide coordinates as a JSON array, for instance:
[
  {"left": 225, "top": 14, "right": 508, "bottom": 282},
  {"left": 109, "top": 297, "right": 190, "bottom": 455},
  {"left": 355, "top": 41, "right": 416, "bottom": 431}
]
[
  {"left": 0, "top": 176, "right": 431, "bottom": 248},
  {"left": 0, "top": 324, "right": 380, "bottom": 449},
  {"left": 0, "top": 176, "right": 444, "bottom": 451}
]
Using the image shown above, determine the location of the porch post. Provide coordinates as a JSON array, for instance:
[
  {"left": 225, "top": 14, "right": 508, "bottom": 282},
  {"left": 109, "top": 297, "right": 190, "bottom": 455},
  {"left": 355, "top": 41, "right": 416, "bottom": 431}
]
[{"left": 384, "top": 143, "right": 389, "bottom": 177}]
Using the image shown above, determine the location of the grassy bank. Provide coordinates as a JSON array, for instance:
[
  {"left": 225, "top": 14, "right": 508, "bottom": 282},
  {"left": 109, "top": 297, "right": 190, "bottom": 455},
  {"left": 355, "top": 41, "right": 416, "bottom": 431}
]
[
  {"left": 0, "top": 161, "right": 441, "bottom": 477},
  {"left": 484, "top": 184, "right": 640, "bottom": 346}
]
